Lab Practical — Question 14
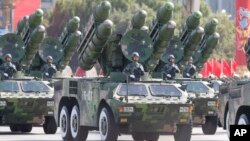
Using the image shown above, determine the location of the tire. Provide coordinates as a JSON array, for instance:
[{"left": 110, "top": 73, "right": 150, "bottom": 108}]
[
  {"left": 225, "top": 111, "right": 230, "bottom": 138},
  {"left": 20, "top": 124, "right": 32, "bottom": 133},
  {"left": 9, "top": 124, "right": 20, "bottom": 132},
  {"left": 99, "top": 107, "right": 118, "bottom": 141},
  {"left": 174, "top": 123, "right": 192, "bottom": 141},
  {"left": 60, "top": 106, "right": 72, "bottom": 140},
  {"left": 132, "top": 133, "right": 144, "bottom": 141},
  {"left": 70, "top": 105, "right": 88, "bottom": 141},
  {"left": 237, "top": 114, "right": 250, "bottom": 125},
  {"left": 43, "top": 116, "right": 57, "bottom": 134},
  {"left": 201, "top": 116, "right": 218, "bottom": 135},
  {"left": 145, "top": 133, "right": 160, "bottom": 141}
]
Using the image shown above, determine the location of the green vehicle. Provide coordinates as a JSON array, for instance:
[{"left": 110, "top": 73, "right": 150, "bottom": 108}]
[
  {"left": 54, "top": 78, "right": 193, "bottom": 141},
  {"left": 0, "top": 79, "right": 57, "bottom": 133},
  {"left": 182, "top": 80, "right": 218, "bottom": 135},
  {"left": 0, "top": 9, "right": 58, "bottom": 134},
  {"left": 0, "top": 8, "right": 80, "bottom": 134},
  {"left": 54, "top": 1, "right": 193, "bottom": 141}
]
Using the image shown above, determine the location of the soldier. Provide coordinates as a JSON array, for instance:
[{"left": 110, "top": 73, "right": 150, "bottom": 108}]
[
  {"left": 41, "top": 56, "right": 57, "bottom": 78},
  {"left": 183, "top": 57, "right": 197, "bottom": 78},
  {"left": 123, "top": 52, "right": 145, "bottom": 81},
  {"left": 0, "top": 54, "right": 17, "bottom": 79},
  {"left": 162, "top": 54, "right": 180, "bottom": 80}
]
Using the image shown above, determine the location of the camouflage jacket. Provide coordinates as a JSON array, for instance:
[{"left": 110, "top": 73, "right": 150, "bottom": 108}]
[
  {"left": 123, "top": 62, "right": 145, "bottom": 81},
  {"left": 41, "top": 64, "right": 57, "bottom": 78},
  {"left": 182, "top": 64, "right": 196, "bottom": 78},
  {"left": 162, "top": 63, "right": 180, "bottom": 80},
  {"left": 0, "top": 62, "right": 17, "bottom": 78}
]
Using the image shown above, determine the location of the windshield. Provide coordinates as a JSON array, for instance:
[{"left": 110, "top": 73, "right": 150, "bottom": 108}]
[
  {"left": 21, "top": 81, "right": 50, "bottom": 92},
  {"left": 118, "top": 84, "right": 148, "bottom": 96},
  {"left": 149, "top": 84, "right": 182, "bottom": 97},
  {"left": 0, "top": 81, "right": 19, "bottom": 92},
  {"left": 184, "top": 81, "right": 210, "bottom": 94}
]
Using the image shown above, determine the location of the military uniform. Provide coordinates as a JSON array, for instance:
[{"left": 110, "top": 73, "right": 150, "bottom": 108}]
[
  {"left": 0, "top": 62, "right": 17, "bottom": 79},
  {"left": 162, "top": 63, "right": 180, "bottom": 80},
  {"left": 123, "top": 62, "right": 145, "bottom": 81},
  {"left": 41, "top": 64, "right": 57, "bottom": 78},
  {"left": 183, "top": 64, "right": 196, "bottom": 78}
]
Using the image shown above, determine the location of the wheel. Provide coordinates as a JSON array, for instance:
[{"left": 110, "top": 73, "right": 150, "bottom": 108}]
[
  {"left": 237, "top": 114, "right": 250, "bottom": 125},
  {"left": 144, "top": 133, "right": 160, "bottom": 141},
  {"left": 99, "top": 107, "right": 118, "bottom": 141},
  {"left": 20, "top": 124, "right": 32, "bottom": 133},
  {"left": 174, "top": 123, "right": 192, "bottom": 141},
  {"left": 132, "top": 133, "right": 144, "bottom": 141},
  {"left": 225, "top": 111, "right": 230, "bottom": 138},
  {"left": 60, "top": 106, "right": 72, "bottom": 140},
  {"left": 201, "top": 116, "right": 217, "bottom": 135},
  {"left": 9, "top": 124, "right": 20, "bottom": 132},
  {"left": 43, "top": 116, "right": 57, "bottom": 134},
  {"left": 70, "top": 105, "right": 88, "bottom": 141}
]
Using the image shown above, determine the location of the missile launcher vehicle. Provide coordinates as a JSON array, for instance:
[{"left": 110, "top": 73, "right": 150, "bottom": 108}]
[
  {"left": 0, "top": 9, "right": 57, "bottom": 134},
  {"left": 54, "top": 1, "right": 193, "bottom": 141}
]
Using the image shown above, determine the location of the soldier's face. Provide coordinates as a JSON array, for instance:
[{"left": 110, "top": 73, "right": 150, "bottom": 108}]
[
  {"left": 169, "top": 58, "right": 174, "bottom": 63},
  {"left": 133, "top": 56, "right": 139, "bottom": 62},
  {"left": 47, "top": 59, "right": 52, "bottom": 64},
  {"left": 6, "top": 57, "right": 11, "bottom": 62}
]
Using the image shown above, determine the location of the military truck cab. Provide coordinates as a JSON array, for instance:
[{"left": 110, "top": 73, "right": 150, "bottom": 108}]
[
  {"left": 182, "top": 80, "right": 218, "bottom": 135},
  {"left": 54, "top": 77, "right": 193, "bottom": 141},
  {"left": 0, "top": 78, "right": 57, "bottom": 134}
]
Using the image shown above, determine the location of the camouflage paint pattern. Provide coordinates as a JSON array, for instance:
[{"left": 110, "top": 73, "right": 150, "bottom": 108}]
[
  {"left": 0, "top": 80, "right": 54, "bottom": 125},
  {"left": 192, "top": 98, "right": 218, "bottom": 124},
  {"left": 54, "top": 78, "right": 192, "bottom": 134}
]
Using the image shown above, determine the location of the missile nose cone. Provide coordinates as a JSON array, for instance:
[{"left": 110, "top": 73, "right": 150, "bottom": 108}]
[
  {"left": 72, "top": 16, "right": 80, "bottom": 23},
  {"left": 37, "top": 25, "right": 45, "bottom": 32},
  {"left": 210, "top": 18, "right": 219, "bottom": 25},
  {"left": 24, "top": 15, "right": 29, "bottom": 20},
  {"left": 75, "top": 31, "right": 82, "bottom": 36},
  {"left": 35, "top": 9, "right": 44, "bottom": 17},
  {"left": 167, "top": 20, "right": 176, "bottom": 29},
  {"left": 138, "top": 9, "right": 148, "bottom": 18},
  {"left": 196, "top": 26, "right": 204, "bottom": 33},
  {"left": 193, "top": 11, "right": 202, "bottom": 19},
  {"left": 213, "top": 32, "right": 220, "bottom": 38},
  {"left": 101, "top": 0, "right": 111, "bottom": 11},
  {"left": 165, "top": 2, "right": 174, "bottom": 10},
  {"left": 103, "top": 19, "right": 113, "bottom": 29}
]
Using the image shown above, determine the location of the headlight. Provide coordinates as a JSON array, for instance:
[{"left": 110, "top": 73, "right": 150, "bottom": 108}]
[
  {"left": 119, "top": 106, "right": 134, "bottom": 113},
  {"left": 0, "top": 101, "right": 6, "bottom": 107},
  {"left": 47, "top": 101, "right": 54, "bottom": 107},
  {"left": 207, "top": 101, "right": 216, "bottom": 106}
]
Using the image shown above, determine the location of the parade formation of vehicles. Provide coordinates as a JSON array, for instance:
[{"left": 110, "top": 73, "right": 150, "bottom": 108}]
[{"left": 0, "top": 1, "right": 223, "bottom": 141}]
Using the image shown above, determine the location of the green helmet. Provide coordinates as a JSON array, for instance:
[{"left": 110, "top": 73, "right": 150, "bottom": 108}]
[
  {"left": 132, "top": 52, "right": 140, "bottom": 57},
  {"left": 5, "top": 53, "right": 12, "bottom": 60},
  {"left": 47, "top": 56, "right": 53, "bottom": 61}
]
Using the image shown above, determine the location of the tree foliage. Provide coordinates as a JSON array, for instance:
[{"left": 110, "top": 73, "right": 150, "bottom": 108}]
[{"left": 44, "top": 0, "right": 235, "bottom": 60}]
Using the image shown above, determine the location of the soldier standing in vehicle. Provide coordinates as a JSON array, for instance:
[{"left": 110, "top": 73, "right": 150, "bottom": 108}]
[
  {"left": 41, "top": 56, "right": 57, "bottom": 78},
  {"left": 183, "top": 57, "right": 196, "bottom": 78},
  {"left": 0, "top": 54, "right": 17, "bottom": 79},
  {"left": 162, "top": 54, "right": 180, "bottom": 80},
  {"left": 123, "top": 52, "right": 145, "bottom": 81}
]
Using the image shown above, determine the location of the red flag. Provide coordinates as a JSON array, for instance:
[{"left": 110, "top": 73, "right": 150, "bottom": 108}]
[
  {"left": 200, "top": 60, "right": 212, "bottom": 78},
  {"left": 221, "top": 59, "right": 231, "bottom": 77},
  {"left": 200, "top": 63, "right": 207, "bottom": 78},
  {"left": 230, "top": 59, "right": 237, "bottom": 76},
  {"left": 213, "top": 59, "right": 221, "bottom": 78}
]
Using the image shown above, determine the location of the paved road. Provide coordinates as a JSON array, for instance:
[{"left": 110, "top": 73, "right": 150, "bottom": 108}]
[{"left": 0, "top": 126, "right": 228, "bottom": 141}]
